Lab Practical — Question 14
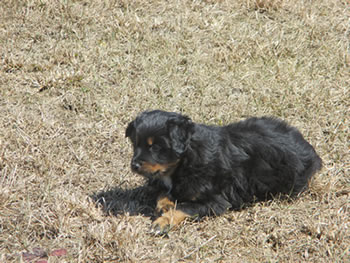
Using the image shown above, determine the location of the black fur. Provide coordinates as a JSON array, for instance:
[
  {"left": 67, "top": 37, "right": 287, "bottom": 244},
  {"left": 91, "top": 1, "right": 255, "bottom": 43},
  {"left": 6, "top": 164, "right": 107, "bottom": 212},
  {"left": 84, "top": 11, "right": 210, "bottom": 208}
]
[{"left": 126, "top": 110, "right": 322, "bottom": 219}]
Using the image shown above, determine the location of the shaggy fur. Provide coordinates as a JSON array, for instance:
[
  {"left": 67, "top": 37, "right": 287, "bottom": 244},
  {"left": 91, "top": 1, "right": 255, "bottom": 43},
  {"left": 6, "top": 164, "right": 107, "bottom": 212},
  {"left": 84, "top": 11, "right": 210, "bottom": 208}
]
[{"left": 126, "top": 110, "right": 322, "bottom": 233}]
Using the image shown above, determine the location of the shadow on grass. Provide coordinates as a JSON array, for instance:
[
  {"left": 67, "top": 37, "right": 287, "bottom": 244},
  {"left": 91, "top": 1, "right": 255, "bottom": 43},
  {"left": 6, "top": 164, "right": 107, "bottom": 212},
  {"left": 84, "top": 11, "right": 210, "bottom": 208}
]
[{"left": 91, "top": 184, "right": 157, "bottom": 218}]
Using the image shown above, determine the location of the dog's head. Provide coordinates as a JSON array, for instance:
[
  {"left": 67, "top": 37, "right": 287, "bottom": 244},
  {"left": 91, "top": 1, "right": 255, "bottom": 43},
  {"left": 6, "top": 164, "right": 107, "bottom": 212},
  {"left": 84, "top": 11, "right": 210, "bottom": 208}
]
[{"left": 126, "top": 110, "right": 194, "bottom": 177}]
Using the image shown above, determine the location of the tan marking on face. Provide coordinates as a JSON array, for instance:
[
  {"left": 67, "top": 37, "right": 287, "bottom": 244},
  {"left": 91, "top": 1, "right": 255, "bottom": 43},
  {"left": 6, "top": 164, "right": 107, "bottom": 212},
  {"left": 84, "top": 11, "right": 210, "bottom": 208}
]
[
  {"left": 147, "top": 137, "right": 154, "bottom": 146},
  {"left": 141, "top": 160, "right": 179, "bottom": 174},
  {"left": 141, "top": 162, "right": 170, "bottom": 173}
]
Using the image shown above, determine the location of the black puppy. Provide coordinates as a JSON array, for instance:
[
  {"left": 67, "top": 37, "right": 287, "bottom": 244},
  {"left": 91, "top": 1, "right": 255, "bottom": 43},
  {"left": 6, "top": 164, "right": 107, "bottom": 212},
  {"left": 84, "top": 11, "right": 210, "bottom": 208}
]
[{"left": 126, "top": 110, "right": 322, "bottom": 234}]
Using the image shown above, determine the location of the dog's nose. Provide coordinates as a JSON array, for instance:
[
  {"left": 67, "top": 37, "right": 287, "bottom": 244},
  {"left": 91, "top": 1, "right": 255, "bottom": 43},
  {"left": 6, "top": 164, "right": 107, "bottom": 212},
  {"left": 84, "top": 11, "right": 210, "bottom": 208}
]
[{"left": 131, "top": 161, "right": 142, "bottom": 171}]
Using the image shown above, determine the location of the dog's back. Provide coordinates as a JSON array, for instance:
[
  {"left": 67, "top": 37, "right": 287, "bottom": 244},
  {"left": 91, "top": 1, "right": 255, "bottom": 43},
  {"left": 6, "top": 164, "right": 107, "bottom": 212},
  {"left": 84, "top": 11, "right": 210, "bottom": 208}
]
[{"left": 223, "top": 117, "right": 322, "bottom": 200}]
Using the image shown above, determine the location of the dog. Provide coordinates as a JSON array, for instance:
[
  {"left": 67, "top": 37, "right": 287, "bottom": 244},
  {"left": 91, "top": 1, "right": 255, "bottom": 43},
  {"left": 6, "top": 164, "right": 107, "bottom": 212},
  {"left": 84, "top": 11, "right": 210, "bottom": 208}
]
[{"left": 125, "top": 110, "right": 322, "bottom": 234}]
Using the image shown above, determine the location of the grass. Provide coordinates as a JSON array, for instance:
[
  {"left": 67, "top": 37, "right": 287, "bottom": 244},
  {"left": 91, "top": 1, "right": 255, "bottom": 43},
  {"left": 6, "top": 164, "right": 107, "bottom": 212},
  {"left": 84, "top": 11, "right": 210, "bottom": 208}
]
[{"left": 0, "top": 0, "right": 349, "bottom": 262}]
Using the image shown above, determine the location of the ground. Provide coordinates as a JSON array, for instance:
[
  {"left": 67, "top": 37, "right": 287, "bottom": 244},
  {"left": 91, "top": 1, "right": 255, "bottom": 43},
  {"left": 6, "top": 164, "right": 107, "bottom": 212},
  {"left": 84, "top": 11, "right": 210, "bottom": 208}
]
[{"left": 0, "top": 0, "right": 349, "bottom": 262}]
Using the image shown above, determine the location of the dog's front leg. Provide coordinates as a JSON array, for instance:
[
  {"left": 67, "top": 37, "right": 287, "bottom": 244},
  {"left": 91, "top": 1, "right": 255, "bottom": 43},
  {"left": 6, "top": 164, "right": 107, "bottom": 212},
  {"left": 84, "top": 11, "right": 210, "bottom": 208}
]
[
  {"left": 155, "top": 194, "right": 175, "bottom": 214},
  {"left": 151, "top": 194, "right": 231, "bottom": 235},
  {"left": 152, "top": 208, "right": 190, "bottom": 235},
  {"left": 151, "top": 195, "right": 190, "bottom": 235}
]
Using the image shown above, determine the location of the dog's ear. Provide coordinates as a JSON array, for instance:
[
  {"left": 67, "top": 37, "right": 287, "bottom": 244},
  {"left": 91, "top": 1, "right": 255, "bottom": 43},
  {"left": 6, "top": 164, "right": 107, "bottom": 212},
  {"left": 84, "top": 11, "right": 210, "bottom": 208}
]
[
  {"left": 125, "top": 120, "right": 135, "bottom": 138},
  {"left": 167, "top": 115, "right": 194, "bottom": 156}
]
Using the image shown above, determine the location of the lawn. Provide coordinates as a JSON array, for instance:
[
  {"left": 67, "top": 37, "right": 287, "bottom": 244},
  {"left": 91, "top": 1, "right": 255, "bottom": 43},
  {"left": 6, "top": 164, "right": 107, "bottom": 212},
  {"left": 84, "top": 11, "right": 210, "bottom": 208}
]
[{"left": 0, "top": 0, "right": 349, "bottom": 262}]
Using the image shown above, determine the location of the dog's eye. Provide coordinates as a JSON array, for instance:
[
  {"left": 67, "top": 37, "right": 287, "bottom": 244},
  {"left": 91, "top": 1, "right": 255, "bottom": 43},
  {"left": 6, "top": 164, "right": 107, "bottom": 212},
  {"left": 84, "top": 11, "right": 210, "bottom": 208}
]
[{"left": 150, "top": 144, "right": 161, "bottom": 152}]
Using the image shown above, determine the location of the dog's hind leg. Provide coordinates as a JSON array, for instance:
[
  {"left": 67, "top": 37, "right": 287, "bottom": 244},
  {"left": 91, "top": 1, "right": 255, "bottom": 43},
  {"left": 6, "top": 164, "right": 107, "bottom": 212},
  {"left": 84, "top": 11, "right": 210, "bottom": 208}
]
[{"left": 177, "top": 195, "right": 232, "bottom": 218}]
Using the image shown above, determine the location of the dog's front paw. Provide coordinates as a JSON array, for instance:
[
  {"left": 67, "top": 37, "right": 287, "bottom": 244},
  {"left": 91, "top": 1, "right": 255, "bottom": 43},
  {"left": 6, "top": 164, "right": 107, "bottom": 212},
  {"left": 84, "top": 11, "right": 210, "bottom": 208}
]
[
  {"left": 150, "top": 209, "right": 189, "bottom": 236},
  {"left": 151, "top": 216, "right": 172, "bottom": 236}
]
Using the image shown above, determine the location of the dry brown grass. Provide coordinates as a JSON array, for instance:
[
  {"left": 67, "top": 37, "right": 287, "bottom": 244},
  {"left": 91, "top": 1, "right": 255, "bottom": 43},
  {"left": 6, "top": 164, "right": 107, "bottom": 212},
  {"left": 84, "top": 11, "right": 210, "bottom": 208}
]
[{"left": 0, "top": 0, "right": 349, "bottom": 262}]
